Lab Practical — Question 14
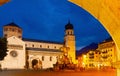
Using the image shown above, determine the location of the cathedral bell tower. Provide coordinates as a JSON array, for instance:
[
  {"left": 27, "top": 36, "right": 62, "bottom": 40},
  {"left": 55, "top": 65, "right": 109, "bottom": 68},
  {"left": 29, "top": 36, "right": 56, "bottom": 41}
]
[
  {"left": 3, "top": 22, "right": 22, "bottom": 39},
  {"left": 64, "top": 21, "right": 76, "bottom": 64}
]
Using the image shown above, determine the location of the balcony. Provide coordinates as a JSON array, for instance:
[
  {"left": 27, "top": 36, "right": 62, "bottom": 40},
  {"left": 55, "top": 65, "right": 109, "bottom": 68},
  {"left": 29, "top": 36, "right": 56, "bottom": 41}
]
[
  {"left": 102, "top": 56, "right": 108, "bottom": 59},
  {"left": 89, "top": 56, "right": 94, "bottom": 59},
  {"left": 102, "top": 51, "right": 108, "bottom": 54},
  {"left": 89, "top": 53, "right": 94, "bottom": 55}
]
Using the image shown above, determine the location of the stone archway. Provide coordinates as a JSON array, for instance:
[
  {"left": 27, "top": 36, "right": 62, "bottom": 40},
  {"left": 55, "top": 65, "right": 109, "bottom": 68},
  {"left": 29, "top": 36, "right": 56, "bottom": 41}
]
[
  {"left": 31, "top": 59, "right": 42, "bottom": 70},
  {"left": 69, "top": 0, "right": 120, "bottom": 75},
  {"left": 32, "top": 59, "right": 38, "bottom": 70}
]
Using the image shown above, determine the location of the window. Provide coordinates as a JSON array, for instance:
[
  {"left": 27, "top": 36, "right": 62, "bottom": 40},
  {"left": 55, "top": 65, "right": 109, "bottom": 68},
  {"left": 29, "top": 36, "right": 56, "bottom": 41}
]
[
  {"left": 54, "top": 46, "right": 56, "bottom": 49},
  {"left": 56, "top": 56, "right": 58, "bottom": 59},
  {"left": 4, "top": 28, "right": 8, "bottom": 31},
  {"left": 32, "top": 44, "right": 34, "bottom": 47},
  {"left": 40, "top": 45, "right": 42, "bottom": 48},
  {"left": 9, "top": 28, "right": 12, "bottom": 31},
  {"left": 12, "top": 28, "right": 15, "bottom": 32},
  {"left": 50, "top": 56, "right": 52, "bottom": 61},
  {"left": 48, "top": 46, "right": 49, "bottom": 48},
  {"left": 67, "top": 31, "right": 69, "bottom": 35},
  {"left": 10, "top": 50, "right": 18, "bottom": 57},
  {"left": 42, "top": 56, "right": 44, "bottom": 61},
  {"left": 25, "top": 44, "right": 27, "bottom": 47},
  {"left": 4, "top": 34, "right": 7, "bottom": 38},
  {"left": 69, "top": 31, "right": 73, "bottom": 35},
  {"left": 18, "top": 30, "right": 21, "bottom": 33},
  {"left": 18, "top": 36, "right": 21, "bottom": 38}
]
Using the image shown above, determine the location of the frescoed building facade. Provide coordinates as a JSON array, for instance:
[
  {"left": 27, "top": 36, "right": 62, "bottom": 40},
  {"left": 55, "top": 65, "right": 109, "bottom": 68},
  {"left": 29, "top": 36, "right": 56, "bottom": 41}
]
[
  {"left": 97, "top": 38, "right": 117, "bottom": 68},
  {"left": 77, "top": 38, "right": 117, "bottom": 69},
  {"left": 78, "top": 50, "right": 99, "bottom": 69},
  {"left": 86, "top": 50, "right": 100, "bottom": 68}
]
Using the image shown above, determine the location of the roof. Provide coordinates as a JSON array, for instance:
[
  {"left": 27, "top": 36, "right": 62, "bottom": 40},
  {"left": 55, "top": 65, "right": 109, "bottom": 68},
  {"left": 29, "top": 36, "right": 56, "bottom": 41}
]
[
  {"left": 26, "top": 47, "right": 63, "bottom": 53},
  {"left": 23, "top": 38, "right": 63, "bottom": 44},
  {"left": 76, "top": 43, "right": 98, "bottom": 56},
  {"left": 65, "top": 21, "right": 73, "bottom": 30},
  {"left": 4, "top": 22, "right": 22, "bottom": 29},
  {"left": 99, "top": 37, "right": 113, "bottom": 44}
]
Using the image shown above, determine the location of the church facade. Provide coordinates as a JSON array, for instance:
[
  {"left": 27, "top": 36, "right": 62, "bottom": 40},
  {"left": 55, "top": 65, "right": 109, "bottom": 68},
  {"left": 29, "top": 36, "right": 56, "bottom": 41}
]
[{"left": 0, "top": 22, "right": 76, "bottom": 70}]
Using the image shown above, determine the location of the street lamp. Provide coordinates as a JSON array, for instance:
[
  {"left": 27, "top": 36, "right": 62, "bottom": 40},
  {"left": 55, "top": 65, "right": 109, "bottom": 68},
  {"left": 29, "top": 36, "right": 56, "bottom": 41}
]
[
  {"left": 82, "top": 55, "right": 87, "bottom": 68},
  {"left": 0, "top": 0, "right": 10, "bottom": 6}
]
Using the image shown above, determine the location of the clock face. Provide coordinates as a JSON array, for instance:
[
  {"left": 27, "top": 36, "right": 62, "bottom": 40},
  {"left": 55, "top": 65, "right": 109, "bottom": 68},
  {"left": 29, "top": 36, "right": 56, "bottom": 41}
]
[{"left": 10, "top": 51, "right": 18, "bottom": 57}]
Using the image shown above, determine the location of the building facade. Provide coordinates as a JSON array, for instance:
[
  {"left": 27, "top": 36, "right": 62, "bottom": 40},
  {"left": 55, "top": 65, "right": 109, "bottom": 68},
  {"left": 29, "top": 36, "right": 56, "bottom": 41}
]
[
  {"left": 0, "top": 22, "right": 77, "bottom": 70},
  {"left": 78, "top": 50, "right": 99, "bottom": 69},
  {"left": 24, "top": 38, "right": 63, "bottom": 69},
  {"left": 98, "top": 38, "right": 117, "bottom": 68},
  {"left": 86, "top": 50, "right": 99, "bottom": 68},
  {"left": 77, "top": 38, "right": 117, "bottom": 69},
  {"left": 1, "top": 36, "right": 26, "bottom": 69}
]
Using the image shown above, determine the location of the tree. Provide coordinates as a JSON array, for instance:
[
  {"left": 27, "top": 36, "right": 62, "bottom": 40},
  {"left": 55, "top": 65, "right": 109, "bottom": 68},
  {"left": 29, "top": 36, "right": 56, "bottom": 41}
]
[{"left": 0, "top": 37, "right": 8, "bottom": 60}]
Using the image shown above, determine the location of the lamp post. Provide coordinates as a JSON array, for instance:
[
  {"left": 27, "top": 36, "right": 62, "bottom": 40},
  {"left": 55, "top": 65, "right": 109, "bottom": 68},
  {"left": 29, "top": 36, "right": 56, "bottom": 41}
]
[{"left": 83, "top": 55, "right": 87, "bottom": 68}]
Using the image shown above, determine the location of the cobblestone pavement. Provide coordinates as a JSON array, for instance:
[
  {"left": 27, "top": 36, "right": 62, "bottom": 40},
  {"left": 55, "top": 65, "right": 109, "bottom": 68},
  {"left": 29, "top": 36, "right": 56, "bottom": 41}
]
[{"left": 0, "top": 69, "right": 116, "bottom": 76}]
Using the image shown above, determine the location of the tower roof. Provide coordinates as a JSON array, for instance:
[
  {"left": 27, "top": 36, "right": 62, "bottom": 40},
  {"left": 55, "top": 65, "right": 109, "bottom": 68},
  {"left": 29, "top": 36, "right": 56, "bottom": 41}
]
[
  {"left": 4, "top": 22, "right": 21, "bottom": 29},
  {"left": 65, "top": 21, "right": 73, "bottom": 30}
]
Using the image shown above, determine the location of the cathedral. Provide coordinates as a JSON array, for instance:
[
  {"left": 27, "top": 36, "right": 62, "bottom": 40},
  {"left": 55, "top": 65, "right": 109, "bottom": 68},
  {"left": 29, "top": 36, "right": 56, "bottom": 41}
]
[{"left": 0, "top": 21, "right": 77, "bottom": 70}]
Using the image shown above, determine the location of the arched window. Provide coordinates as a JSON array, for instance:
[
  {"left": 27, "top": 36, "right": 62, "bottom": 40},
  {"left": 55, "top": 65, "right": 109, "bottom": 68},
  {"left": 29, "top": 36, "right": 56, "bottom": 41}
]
[
  {"left": 54, "top": 46, "right": 56, "bottom": 49},
  {"left": 32, "top": 44, "right": 34, "bottom": 47},
  {"left": 48, "top": 46, "right": 49, "bottom": 48},
  {"left": 9, "top": 28, "right": 12, "bottom": 31},
  {"left": 18, "top": 30, "right": 21, "bottom": 33},
  {"left": 12, "top": 28, "right": 15, "bottom": 32},
  {"left": 42, "top": 56, "right": 44, "bottom": 61},
  {"left": 4, "top": 28, "right": 8, "bottom": 31},
  {"left": 40, "top": 45, "right": 42, "bottom": 48},
  {"left": 18, "top": 36, "right": 21, "bottom": 38},
  {"left": 50, "top": 56, "right": 52, "bottom": 61},
  {"left": 4, "top": 34, "right": 7, "bottom": 38},
  {"left": 56, "top": 56, "right": 58, "bottom": 61},
  {"left": 71, "top": 31, "right": 73, "bottom": 35},
  {"left": 25, "top": 44, "right": 27, "bottom": 47},
  {"left": 67, "top": 31, "right": 69, "bottom": 35}
]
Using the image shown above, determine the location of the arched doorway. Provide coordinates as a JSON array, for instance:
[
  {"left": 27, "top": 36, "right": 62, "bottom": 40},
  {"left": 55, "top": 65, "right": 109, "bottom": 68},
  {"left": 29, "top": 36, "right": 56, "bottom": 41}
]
[
  {"left": 32, "top": 59, "right": 42, "bottom": 70},
  {"left": 32, "top": 59, "right": 38, "bottom": 70}
]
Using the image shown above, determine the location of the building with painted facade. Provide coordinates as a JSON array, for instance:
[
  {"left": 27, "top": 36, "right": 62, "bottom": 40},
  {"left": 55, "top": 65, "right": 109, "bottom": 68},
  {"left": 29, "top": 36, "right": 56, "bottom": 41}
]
[
  {"left": 78, "top": 50, "right": 99, "bottom": 69},
  {"left": 97, "top": 38, "right": 117, "bottom": 68},
  {"left": 77, "top": 38, "right": 117, "bottom": 69}
]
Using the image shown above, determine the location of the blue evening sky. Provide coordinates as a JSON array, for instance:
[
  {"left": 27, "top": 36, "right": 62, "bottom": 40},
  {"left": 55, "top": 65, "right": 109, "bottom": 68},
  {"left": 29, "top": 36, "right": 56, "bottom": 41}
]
[{"left": 0, "top": 0, "right": 110, "bottom": 50}]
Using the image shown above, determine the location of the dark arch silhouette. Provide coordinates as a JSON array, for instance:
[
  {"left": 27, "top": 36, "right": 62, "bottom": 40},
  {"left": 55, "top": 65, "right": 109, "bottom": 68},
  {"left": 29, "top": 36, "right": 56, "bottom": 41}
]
[{"left": 32, "top": 59, "right": 38, "bottom": 69}]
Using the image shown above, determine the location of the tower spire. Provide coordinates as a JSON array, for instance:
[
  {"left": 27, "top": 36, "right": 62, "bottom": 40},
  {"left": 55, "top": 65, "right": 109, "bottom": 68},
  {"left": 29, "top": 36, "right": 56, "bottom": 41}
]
[
  {"left": 68, "top": 19, "right": 70, "bottom": 24},
  {"left": 65, "top": 20, "right": 73, "bottom": 30}
]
